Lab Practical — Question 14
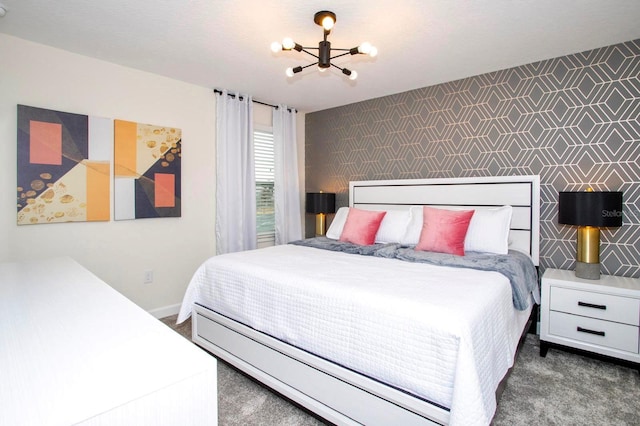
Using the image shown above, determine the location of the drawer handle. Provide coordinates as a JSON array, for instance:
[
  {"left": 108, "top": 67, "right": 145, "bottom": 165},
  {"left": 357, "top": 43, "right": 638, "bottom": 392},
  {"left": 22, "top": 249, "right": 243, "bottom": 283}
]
[
  {"left": 578, "top": 301, "right": 606, "bottom": 310},
  {"left": 577, "top": 326, "right": 605, "bottom": 337}
]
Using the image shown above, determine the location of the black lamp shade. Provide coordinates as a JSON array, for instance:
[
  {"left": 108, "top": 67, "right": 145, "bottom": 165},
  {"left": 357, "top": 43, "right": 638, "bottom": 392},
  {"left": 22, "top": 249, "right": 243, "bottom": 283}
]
[
  {"left": 306, "top": 192, "right": 336, "bottom": 214},
  {"left": 558, "top": 191, "right": 623, "bottom": 227}
]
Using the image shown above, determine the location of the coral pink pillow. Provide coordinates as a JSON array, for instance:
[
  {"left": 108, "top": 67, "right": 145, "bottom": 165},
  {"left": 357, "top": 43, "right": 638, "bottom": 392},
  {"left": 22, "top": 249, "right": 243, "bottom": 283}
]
[
  {"left": 339, "top": 208, "right": 387, "bottom": 245},
  {"left": 415, "top": 207, "right": 475, "bottom": 256}
]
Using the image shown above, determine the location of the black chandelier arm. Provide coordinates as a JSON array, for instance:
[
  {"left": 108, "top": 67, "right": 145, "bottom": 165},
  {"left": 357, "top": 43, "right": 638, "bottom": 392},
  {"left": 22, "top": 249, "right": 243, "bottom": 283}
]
[
  {"left": 288, "top": 61, "right": 320, "bottom": 76},
  {"left": 330, "top": 63, "right": 356, "bottom": 79},
  {"left": 300, "top": 49, "right": 320, "bottom": 60},
  {"left": 293, "top": 48, "right": 362, "bottom": 63},
  {"left": 295, "top": 47, "right": 359, "bottom": 53},
  {"left": 300, "top": 62, "right": 319, "bottom": 70},
  {"left": 328, "top": 51, "right": 352, "bottom": 61},
  {"left": 329, "top": 48, "right": 355, "bottom": 52}
]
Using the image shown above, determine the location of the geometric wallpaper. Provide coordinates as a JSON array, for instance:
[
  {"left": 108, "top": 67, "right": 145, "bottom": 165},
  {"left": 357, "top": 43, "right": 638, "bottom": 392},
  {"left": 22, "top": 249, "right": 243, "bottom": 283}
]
[{"left": 306, "top": 39, "right": 640, "bottom": 278}]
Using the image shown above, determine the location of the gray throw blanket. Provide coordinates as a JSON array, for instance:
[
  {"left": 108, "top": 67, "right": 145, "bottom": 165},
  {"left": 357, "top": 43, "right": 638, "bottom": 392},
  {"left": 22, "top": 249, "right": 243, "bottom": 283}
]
[{"left": 291, "top": 237, "right": 539, "bottom": 310}]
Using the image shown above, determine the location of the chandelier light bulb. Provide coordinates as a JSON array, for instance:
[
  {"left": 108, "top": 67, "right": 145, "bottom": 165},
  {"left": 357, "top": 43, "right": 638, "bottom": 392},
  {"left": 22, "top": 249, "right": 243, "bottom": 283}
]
[
  {"left": 318, "top": 66, "right": 327, "bottom": 72},
  {"left": 322, "top": 16, "right": 335, "bottom": 31},
  {"left": 270, "top": 41, "right": 283, "bottom": 53},
  {"left": 358, "top": 42, "right": 372, "bottom": 55},
  {"left": 282, "top": 37, "right": 295, "bottom": 50},
  {"left": 368, "top": 46, "right": 378, "bottom": 57},
  {"left": 285, "top": 67, "right": 295, "bottom": 77},
  {"left": 342, "top": 68, "right": 358, "bottom": 80}
]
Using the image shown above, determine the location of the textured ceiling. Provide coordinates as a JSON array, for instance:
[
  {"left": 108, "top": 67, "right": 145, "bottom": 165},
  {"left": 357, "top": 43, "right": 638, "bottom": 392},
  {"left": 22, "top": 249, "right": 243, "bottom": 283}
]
[{"left": 1, "top": 0, "right": 639, "bottom": 112}]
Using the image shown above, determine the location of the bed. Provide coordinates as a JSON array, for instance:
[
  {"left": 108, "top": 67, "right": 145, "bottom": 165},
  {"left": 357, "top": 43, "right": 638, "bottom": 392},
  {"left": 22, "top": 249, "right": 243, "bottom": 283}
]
[{"left": 178, "top": 175, "right": 541, "bottom": 426}]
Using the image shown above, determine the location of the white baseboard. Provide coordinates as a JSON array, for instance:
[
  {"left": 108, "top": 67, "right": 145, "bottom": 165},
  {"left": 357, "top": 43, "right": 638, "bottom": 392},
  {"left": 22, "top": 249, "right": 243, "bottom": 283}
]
[{"left": 148, "top": 303, "right": 181, "bottom": 319}]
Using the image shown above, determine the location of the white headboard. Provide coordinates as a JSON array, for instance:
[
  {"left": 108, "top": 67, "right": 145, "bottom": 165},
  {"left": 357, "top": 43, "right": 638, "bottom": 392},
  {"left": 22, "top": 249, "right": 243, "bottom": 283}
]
[{"left": 349, "top": 175, "right": 540, "bottom": 265}]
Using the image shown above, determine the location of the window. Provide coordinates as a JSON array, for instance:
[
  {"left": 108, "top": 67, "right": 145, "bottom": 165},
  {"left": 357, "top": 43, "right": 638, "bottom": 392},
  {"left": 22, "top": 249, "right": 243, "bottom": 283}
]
[{"left": 254, "top": 129, "right": 275, "bottom": 247}]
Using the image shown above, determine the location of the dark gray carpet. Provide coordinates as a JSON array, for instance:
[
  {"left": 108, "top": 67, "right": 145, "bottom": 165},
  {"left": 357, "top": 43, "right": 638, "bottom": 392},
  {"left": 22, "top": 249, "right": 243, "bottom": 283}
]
[
  {"left": 160, "top": 315, "right": 639, "bottom": 425},
  {"left": 160, "top": 315, "right": 325, "bottom": 426}
]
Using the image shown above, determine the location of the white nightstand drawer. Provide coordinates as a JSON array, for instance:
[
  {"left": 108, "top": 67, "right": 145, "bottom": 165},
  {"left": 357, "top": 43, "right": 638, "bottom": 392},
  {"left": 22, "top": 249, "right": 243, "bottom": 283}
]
[
  {"left": 550, "top": 286, "right": 640, "bottom": 326},
  {"left": 549, "top": 311, "right": 639, "bottom": 354}
]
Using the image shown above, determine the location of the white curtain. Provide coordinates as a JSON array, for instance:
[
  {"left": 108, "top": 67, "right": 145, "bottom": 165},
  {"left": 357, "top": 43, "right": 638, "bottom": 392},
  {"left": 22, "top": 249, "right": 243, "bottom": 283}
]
[
  {"left": 273, "top": 105, "right": 302, "bottom": 244},
  {"left": 215, "top": 90, "right": 256, "bottom": 254}
]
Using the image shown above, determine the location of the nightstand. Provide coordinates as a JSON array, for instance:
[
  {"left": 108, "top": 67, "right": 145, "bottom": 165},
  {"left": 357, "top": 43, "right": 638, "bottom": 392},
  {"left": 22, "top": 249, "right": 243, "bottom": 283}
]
[{"left": 540, "top": 268, "right": 640, "bottom": 370}]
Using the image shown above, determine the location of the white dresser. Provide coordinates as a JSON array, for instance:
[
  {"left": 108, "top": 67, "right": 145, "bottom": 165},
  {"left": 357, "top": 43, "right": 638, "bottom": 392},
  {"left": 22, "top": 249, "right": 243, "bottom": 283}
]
[
  {"left": 540, "top": 268, "right": 640, "bottom": 369},
  {"left": 0, "top": 257, "right": 217, "bottom": 425}
]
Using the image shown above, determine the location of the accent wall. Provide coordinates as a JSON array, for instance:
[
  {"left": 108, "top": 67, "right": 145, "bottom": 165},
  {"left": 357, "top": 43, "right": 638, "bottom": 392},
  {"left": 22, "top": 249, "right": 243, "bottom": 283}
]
[{"left": 306, "top": 39, "right": 640, "bottom": 278}]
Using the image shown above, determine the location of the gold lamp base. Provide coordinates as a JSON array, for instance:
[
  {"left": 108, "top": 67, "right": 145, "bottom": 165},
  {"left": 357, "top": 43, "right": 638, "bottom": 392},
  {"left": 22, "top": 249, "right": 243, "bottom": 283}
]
[
  {"left": 315, "top": 213, "right": 327, "bottom": 236},
  {"left": 575, "top": 225, "right": 601, "bottom": 280}
]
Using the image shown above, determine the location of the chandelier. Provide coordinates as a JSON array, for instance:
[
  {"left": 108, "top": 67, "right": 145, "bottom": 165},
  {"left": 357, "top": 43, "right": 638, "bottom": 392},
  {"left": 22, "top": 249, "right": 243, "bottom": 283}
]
[{"left": 270, "top": 10, "right": 378, "bottom": 80}]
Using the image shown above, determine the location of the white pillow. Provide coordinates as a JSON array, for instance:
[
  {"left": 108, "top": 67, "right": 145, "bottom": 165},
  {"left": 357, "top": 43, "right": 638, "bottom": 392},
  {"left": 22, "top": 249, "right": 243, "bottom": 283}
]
[
  {"left": 327, "top": 208, "right": 411, "bottom": 243},
  {"left": 400, "top": 206, "right": 424, "bottom": 245},
  {"left": 464, "top": 206, "right": 513, "bottom": 254},
  {"left": 325, "top": 207, "right": 349, "bottom": 239},
  {"left": 401, "top": 205, "right": 513, "bottom": 253},
  {"left": 374, "top": 210, "right": 411, "bottom": 243}
]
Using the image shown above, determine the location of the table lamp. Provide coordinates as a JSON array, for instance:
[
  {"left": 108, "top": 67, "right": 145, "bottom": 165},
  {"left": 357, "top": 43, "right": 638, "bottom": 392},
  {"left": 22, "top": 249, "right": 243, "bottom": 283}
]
[
  {"left": 306, "top": 192, "right": 336, "bottom": 236},
  {"left": 558, "top": 189, "right": 623, "bottom": 280}
]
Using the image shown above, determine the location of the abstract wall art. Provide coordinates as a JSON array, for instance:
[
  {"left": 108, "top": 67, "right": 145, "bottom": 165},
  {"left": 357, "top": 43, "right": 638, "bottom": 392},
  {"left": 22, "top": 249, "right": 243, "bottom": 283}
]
[
  {"left": 113, "top": 120, "right": 181, "bottom": 220},
  {"left": 17, "top": 105, "right": 111, "bottom": 225}
]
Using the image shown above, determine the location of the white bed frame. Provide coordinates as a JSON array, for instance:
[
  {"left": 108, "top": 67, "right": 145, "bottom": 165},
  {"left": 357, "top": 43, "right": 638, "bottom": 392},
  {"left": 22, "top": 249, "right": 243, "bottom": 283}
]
[
  {"left": 193, "top": 175, "right": 540, "bottom": 425},
  {"left": 350, "top": 175, "right": 540, "bottom": 265}
]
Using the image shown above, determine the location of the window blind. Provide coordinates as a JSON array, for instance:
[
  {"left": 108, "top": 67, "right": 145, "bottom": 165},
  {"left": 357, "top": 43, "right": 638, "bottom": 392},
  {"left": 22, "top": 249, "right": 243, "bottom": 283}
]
[{"left": 254, "top": 130, "right": 275, "bottom": 245}]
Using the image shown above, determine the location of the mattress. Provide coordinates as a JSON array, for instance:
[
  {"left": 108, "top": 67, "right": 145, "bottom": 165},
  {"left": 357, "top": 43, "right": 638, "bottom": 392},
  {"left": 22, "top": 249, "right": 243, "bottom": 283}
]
[{"left": 178, "top": 244, "right": 533, "bottom": 426}]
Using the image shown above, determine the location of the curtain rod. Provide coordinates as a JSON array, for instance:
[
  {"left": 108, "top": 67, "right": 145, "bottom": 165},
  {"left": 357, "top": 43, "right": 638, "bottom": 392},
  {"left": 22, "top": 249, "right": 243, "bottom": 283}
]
[{"left": 213, "top": 89, "right": 297, "bottom": 113}]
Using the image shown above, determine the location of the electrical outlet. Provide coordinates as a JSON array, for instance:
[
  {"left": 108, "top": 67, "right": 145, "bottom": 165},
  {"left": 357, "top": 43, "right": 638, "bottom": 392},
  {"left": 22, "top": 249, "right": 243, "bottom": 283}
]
[{"left": 144, "top": 270, "right": 153, "bottom": 284}]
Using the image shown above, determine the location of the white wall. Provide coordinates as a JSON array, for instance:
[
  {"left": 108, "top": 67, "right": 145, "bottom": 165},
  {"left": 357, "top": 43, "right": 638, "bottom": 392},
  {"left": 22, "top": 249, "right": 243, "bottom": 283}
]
[
  {"left": 0, "top": 34, "right": 306, "bottom": 316},
  {"left": 0, "top": 34, "right": 217, "bottom": 315},
  {"left": 0, "top": 34, "right": 307, "bottom": 315}
]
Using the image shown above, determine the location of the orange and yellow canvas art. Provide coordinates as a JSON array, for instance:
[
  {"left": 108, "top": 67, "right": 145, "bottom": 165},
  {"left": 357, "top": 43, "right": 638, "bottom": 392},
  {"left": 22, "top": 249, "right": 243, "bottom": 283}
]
[
  {"left": 17, "top": 105, "right": 111, "bottom": 225},
  {"left": 113, "top": 119, "right": 181, "bottom": 220}
]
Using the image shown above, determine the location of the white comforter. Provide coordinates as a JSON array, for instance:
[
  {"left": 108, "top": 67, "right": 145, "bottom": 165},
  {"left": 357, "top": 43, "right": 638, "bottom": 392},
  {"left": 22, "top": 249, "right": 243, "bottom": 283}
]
[{"left": 178, "top": 244, "right": 531, "bottom": 426}]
